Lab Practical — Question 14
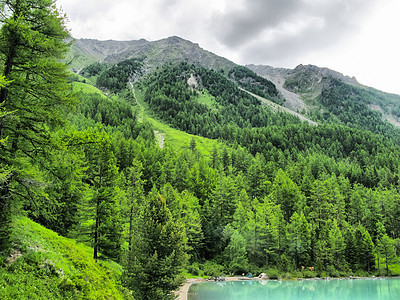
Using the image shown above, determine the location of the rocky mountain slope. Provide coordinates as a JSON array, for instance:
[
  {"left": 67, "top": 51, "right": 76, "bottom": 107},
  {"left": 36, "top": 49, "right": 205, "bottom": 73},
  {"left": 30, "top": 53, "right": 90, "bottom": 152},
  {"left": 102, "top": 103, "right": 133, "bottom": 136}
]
[
  {"left": 247, "top": 63, "right": 400, "bottom": 129},
  {"left": 67, "top": 36, "right": 235, "bottom": 73},
  {"left": 68, "top": 35, "right": 400, "bottom": 132}
]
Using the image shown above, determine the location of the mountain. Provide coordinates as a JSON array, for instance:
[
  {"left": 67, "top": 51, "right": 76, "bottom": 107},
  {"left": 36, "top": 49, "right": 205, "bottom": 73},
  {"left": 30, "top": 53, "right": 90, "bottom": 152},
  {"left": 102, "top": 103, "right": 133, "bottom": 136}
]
[
  {"left": 66, "top": 36, "right": 236, "bottom": 73},
  {"left": 248, "top": 63, "right": 400, "bottom": 131},
  {"left": 247, "top": 64, "right": 363, "bottom": 112},
  {"left": 69, "top": 35, "right": 400, "bottom": 133}
]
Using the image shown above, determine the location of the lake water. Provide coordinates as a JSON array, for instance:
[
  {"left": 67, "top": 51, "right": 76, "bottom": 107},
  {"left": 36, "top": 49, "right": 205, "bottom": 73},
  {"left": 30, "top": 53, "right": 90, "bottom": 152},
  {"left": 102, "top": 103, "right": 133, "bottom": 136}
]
[{"left": 188, "top": 278, "right": 400, "bottom": 300}]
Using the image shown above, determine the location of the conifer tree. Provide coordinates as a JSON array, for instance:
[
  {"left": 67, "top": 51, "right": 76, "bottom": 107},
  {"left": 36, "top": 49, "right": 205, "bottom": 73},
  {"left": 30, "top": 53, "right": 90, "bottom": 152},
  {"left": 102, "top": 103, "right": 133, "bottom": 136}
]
[
  {"left": 126, "top": 158, "right": 145, "bottom": 251},
  {"left": 377, "top": 234, "right": 396, "bottom": 276},
  {"left": 223, "top": 229, "right": 248, "bottom": 275},
  {"left": 0, "top": 0, "right": 74, "bottom": 252},
  {"left": 328, "top": 219, "right": 346, "bottom": 270},
  {"left": 84, "top": 134, "right": 122, "bottom": 260},
  {"left": 287, "top": 211, "right": 311, "bottom": 268},
  {"left": 355, "top": 224, "right": 376, "bottom": 272},
  {"left": 125, "top": 191, "right": 187, "bottom": 300}
]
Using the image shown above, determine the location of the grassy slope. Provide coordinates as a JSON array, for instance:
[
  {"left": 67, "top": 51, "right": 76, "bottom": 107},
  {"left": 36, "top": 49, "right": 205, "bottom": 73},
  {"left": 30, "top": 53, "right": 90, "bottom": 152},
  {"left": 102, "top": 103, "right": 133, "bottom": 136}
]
[
  {"left": 0, "top": 216, "right": 131, "bottom": 299},
  {"left": 133, "top": 87, "right": 222, "bottom": 157},
  {"left": 72, "top": 81, "right": 108, "bottom": 99},
  {"left": 71, "top": 77, "right": 222, "bottom": 157}
]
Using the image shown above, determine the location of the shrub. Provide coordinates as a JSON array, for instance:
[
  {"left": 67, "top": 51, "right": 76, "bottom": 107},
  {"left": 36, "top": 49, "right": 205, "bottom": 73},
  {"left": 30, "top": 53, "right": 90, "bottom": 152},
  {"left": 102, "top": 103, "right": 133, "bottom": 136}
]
[
  {"left": 187, "top": 262, "right": 204, "bottom": 276},
  {"left": 266, "top": 269, "right": 280, "bottom": 280},
  {"left": 327, "top": 265, "right": 340, "bottom": 278},
  {"left": 202, "top": 261, "right": 225, "bottom": 277},
  {"left": 303, "top": 270, "right": 316, "bottom": 278}
]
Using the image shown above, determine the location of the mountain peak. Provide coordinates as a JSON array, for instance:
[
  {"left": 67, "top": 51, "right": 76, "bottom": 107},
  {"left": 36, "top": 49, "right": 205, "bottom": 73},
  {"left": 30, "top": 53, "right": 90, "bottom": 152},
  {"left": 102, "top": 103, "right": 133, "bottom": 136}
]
[
  {"left": 68, "top": 36, "right": 236, "bottom": 73},
  {"left": 293, "top": 64, "right": 359, "bottom": 86}
]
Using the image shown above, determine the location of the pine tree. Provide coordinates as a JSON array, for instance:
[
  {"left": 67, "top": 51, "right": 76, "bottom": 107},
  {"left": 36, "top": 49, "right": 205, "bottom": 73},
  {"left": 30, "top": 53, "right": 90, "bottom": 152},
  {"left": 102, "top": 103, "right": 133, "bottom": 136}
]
[
  {"left": 287, "top": 211, "right": 311, "bottom": 268},
  {"left": 377, "top": 234, "right": 396, "bottom": 276},
  {"left": 0, "top": 0, "right": 75, "bottom": 252},
  {"left": 271, "top": 169, "right": 304, "bottom": 222},
  {"left": 355, "top": 224, "right": 376, "bottom": 272},
  {"left": 259, "top": 198, "right": 282, "bottom": 268},
  {"left": 180, "top": 190, "right": 204, "bottom": 262},
  {"left": 84, "top": 134, "right": 122, "bottom": 260},
  {"left": 223, "top": 229, "right": 248, "bottom": 275},
  {"left": 126, "top": 158, "right": 145, "bottom": 251},
  {"left": 328, "top": 219, "right": 346, "bottom": 270},
  {"left": 124, "top": 191, "right": 187, "bottom": 300}
]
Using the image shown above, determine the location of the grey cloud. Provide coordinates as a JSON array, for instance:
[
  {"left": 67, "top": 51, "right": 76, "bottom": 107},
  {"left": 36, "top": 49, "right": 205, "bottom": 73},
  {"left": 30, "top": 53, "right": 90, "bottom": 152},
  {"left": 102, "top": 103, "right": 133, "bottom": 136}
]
[
  {"left": 210, "top": 0, "right": 377, "bottom": 63},
  {"left": 211, "top": 0, "right": 302, "bottom": 47}
]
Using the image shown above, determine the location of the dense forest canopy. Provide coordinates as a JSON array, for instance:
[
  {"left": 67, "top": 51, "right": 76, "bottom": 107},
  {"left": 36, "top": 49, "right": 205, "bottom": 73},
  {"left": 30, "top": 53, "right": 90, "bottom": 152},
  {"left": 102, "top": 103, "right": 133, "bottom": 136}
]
[{"left": 1, "top": 1, "right": 400, "bottom": 299}]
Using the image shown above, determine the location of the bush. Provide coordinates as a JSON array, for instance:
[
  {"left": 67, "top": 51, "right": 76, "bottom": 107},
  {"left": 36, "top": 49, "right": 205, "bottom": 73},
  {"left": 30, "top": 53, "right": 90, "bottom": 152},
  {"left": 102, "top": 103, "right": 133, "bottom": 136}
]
[
  {"left": 202, "top": 261, "right": 225, "bottom": 277},
  {"left": 327, "top": 265, "right": 340, "bottom": 278},
  {"left": 266, "top": 269, "right": 280, "bottom": 280},
  {"left": 281, "top": 272, "right": 294, "bottom": 280},
  {"left": 187, "top": 262, "right": 204, "bottom": 276},
  {"left": 303, "top": 270, "right": 316, "bottom": 278}
]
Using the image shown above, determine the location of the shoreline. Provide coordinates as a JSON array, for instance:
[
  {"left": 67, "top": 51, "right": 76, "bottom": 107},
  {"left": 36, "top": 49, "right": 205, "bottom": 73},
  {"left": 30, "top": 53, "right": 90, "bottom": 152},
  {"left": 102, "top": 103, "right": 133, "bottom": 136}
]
[
  {"left": 175, "top": 275, "right": 400, "bottom": 299},
  {"left": 175, "top": 277, "right": 249, "bottom": 300}
]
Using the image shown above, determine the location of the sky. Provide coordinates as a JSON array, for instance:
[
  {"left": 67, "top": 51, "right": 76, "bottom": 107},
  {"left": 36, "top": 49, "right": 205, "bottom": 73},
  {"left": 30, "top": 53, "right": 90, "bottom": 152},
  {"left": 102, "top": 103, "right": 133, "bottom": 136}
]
[{"left": 57, "top": 0, "right": 400, "bottom": 95}]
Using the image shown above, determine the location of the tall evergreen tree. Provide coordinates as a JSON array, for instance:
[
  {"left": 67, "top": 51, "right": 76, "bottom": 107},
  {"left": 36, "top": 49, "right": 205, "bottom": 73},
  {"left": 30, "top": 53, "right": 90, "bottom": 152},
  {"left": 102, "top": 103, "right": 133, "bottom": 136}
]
[
  {"left": 223, "top": 229, "right": 248, "bottom": 275},
  {"left": 287, "top": 211, "right": 311, "bottom": 268},
  {"left": 355, "top": 224, "right": 376, "bottom": 272},
  {"left": 124, "top": 191, "right": 187, "bottom": 300},
  {"left": 0, "top": 0, "right": 75, "bottom": 252},
  {"left": 84, "top": 134, "right": 122, "bottom": 260},
  {"left": 377, "top": 234, "right": 396, "bottom": 276},
  {"left": 126, "top": 158, "right": 145, "bottom": 252}
]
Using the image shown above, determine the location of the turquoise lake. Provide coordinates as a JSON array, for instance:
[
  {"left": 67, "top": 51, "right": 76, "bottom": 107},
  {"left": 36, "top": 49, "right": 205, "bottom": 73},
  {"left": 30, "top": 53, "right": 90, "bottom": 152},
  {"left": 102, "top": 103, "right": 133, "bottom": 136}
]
[{"left": 188, "top": 278, "right": 400, "bottom": 300}]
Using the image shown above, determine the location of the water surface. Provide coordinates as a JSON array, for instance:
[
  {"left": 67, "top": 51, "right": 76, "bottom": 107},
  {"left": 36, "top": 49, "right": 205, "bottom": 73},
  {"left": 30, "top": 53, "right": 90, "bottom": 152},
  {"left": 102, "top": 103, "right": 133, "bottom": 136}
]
[{"left": 188, "top": 278, "right": 400, "bottom": 300}]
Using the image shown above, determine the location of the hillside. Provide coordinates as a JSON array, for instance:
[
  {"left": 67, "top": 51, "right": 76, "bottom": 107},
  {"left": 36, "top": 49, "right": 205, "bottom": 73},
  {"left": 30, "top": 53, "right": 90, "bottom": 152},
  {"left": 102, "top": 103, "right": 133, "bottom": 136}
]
[
  {"left": 247, "top": 64, "right": 400, "bottom": 132},
  {"left": 69, "top": 36, "right": 400, "bottom": 139},
  {"left": 0, "top": 217, "right": 130, "bottom": 299}
]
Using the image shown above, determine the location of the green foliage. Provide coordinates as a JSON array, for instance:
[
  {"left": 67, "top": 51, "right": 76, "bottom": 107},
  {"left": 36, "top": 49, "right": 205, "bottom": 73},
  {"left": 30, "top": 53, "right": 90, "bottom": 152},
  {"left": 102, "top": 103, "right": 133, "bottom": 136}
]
[
  {"left": 143, "top": 62, "right": 301, "bottom": 140},
  {"left": 0, "top": 0, "right": 75, "bottom": 255},
  {"left": 223, "top": 229, "right": 248, "bottom": 274},
  {"left": 228, "top": 65, "right": 283, "bottom": 105},
  {"left": 96, "top": 58, "right": 143, "bottom": 93},
  {"left": 266, "top": 268, "right": 281, "bottom": 280},
  {"left": 3, "top": 2, "right": 400, "bottom": 296},
  {"left": 377, "top": 234, "right": 397, "bottom": 276},
  {"left": 315, "top": 78, "right": 400, "bottom": 142},
  {"left": 124, "top": 191, "right": 187, "bottom": 299},
  {"left": 201, "top": 261, "right": 225, "bottom": 277},
  {"left": 0, "top": 216, "right": 130, "bottom": 299}
]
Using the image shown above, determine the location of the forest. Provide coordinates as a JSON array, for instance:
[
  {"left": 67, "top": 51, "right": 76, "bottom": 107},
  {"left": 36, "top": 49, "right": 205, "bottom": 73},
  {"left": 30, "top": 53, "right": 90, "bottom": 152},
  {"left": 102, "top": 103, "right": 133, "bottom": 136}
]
[{"left": 0, "top": 1, "right": 400, "bottom": 299}]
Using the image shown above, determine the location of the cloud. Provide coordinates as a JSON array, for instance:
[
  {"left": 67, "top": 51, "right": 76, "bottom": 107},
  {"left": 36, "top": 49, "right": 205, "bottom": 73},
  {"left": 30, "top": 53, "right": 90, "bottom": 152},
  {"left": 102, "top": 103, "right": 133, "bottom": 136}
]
[
  {"left": 209, "top": 0, "right": 377, "bottom": 65},
  {"left": 57, "top": 0, "right": 377, "bottom": 66}
]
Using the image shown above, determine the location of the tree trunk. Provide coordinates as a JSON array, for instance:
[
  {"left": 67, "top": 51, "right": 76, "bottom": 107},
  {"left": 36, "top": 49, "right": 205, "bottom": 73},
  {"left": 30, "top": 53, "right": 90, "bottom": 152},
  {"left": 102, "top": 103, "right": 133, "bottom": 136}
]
[
  {"left": 93, "top": 198, "right": 100, "bottom": 261},
  {"left": 128, "top": 205, "right": 133, "bottom": 252},
  {"left": 0, "top": 180, "right": 11, "bottom": 253}
]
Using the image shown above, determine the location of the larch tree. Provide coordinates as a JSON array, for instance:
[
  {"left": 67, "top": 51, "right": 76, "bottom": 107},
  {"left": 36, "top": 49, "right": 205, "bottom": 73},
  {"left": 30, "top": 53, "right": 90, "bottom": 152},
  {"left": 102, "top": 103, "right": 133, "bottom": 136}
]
[
  {"left": 0, "top": 0, "right": 75, "bottom": 252},
  {"left": 83, "top": 133, "right": 122, "bottom": 261},
  {"left": 124, "top": 191, "right": 187, "bottom": 300},
  {"left": 377, "top": 234, "right": 396, "bottom": 276}
]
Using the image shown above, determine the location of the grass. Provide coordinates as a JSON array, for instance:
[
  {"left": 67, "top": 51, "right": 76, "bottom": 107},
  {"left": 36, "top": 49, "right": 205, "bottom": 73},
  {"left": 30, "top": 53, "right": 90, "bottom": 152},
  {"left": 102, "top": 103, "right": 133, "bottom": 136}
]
[
  {"left": 0, "top": 216, "right": 132, "bottom": 299},
  {"left": 145, "top": 116, "right": 220, "bottom": 157},
  {"left": 70, "top": 80, "right": 228, "bottom": 157},
  {"left": 196, "top": 89, "right": 220, "bottom": 109},
  {"left": 72, "top": 81, "right": 108, "bottom": 98},
  {"left": 134, "top": 87, "right": 222, "bottom": 157}
]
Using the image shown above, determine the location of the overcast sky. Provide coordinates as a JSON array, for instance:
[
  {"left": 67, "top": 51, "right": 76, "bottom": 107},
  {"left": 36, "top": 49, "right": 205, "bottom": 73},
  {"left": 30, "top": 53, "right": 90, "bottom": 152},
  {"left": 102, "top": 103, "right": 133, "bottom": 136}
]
[{"left": 57, "top": 0, "right": 400, "bottom": 95}]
